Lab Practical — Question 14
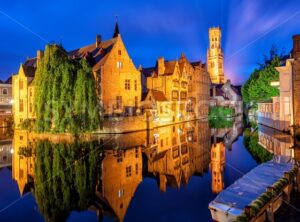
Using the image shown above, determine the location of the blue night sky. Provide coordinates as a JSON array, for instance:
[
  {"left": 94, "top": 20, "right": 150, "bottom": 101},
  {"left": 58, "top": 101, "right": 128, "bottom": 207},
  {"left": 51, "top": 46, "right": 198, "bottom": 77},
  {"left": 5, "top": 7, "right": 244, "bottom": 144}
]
[{"left": 0, "top": 0, "right": 300, "bottom": 85}]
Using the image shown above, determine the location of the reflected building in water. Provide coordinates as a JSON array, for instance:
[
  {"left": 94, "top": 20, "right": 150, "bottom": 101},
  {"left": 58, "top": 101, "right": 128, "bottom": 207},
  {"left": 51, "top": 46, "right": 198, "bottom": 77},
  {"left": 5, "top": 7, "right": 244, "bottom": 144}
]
[
  {"left": 12, "top": 131, "right": 35, "bottom": 196},
  {"left": 144, "top": 120, "right": 211, "bottom": 192},
  {"left": 99, "top": 147, "right": 143, "bottom": 221},
  {"left": 0, "top": 127, "right": 12, "bottom": 169},
  {"left": 210, "top": 139, "right": 225, "bottom": 194},
  {"left": 10, "top": 119, "right": 244, "bottom": 222},
  {"left": 258, "top": 125, "right": 294, "bottom": 157}
]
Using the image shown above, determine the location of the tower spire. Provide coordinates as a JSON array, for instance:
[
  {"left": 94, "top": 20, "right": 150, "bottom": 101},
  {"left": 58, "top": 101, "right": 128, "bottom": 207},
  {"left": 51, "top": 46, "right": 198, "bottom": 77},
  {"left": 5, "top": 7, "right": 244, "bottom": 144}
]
[{"left": 113, "top": 16, "right": 120, "bottom": 38}]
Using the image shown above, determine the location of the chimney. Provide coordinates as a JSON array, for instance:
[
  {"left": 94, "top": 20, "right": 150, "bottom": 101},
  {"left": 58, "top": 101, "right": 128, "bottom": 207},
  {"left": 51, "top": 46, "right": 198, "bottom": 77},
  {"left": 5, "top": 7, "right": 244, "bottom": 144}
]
[
  {"left": 37, "top": 50, "right": 44, "bottom": 67},
  {"left": 96, "top": 35, "right": 102, "bottom": 47},
  {"left": 157, "top": 57, "right": 165, "bottom": 75},
  {"left": 293, "top": 34, "right": 300, "bottom": 59}
]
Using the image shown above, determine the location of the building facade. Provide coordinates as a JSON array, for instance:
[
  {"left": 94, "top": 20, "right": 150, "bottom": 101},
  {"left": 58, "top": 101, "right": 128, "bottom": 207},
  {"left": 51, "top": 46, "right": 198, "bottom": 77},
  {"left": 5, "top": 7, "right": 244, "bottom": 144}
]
[
  {"left": 207, "top": 27, "right": 225, "bottom": 84},
  {"left": 257, "top": 34, "right": 300, "bottom": 133},
  {"left": 210, "top": 80, "right": 243, "bottom": 115},
  {"left": 142, "top": 54, "right": 210, "bottom": 124},
  {"left": 12, "top": 22, "right": 142, "bottom": 127},
  {"left": 0, "top": 77, "right": 12, "bottom": 115}
]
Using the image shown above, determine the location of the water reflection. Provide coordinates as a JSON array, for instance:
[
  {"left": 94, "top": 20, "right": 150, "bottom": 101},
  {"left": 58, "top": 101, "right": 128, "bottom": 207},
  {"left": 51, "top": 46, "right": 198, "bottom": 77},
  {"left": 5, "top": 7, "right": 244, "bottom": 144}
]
[{"left": 10, "top": 119, "right": 245, "bottom": 222}]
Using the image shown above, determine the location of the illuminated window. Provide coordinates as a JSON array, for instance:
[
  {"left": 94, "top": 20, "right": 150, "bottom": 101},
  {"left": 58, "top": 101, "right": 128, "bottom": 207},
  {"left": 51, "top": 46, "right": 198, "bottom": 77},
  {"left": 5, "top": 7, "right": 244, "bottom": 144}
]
[
  {"left": 117, "top": 61, "right": 123, "bottom": 69},
  {"left": 126, "top": 166, "right": 132, "bottom": 177},
  {"left": 19, "top": 99, "right": 24, "bottom": 112},
  {"left": 125, "top": 80, "right": 130, "bottom": 90},
  {"left": 181, "top": 81, "right": 187, "bottom": 88},
  {"left": 134, "top": 148, "right": 138, "bottom": 158},
  {"left": 19, "top": 80, "right": 23, "bottom": 90},
  {"left": 134, "top": 80, "right": 137, "bottom": 90},
  {"left": 172, "top": 91, "right": 178, "bottom": 100},
  {"left": 160, "top": 106, "right": 163, "bottom": 114},
  {"left": 118, "top": 189, "right": 124, "bottom": 198},
  {"left": 135, "top": 96, "right": 138, "bottom": 108},
  {"left": 29, "top": 103, "right": 32, "bottom": 113},
  {"left": 180, "top": 92, "right": 187, "bottom": 100},
  {"left": 160, "top": 139, "right": 163, "bottom": 147},
  {"left": 172, "top": 103, "right": 176, "bottom": 112},
  {"left": 116, "top": 96, "right": 122, "bottom": 109},
  {"left": 2, "top": 88, "right": 7, "bottom": 95},
  {"left": 117, "top": 151, "right": 123, "bottom": 163}
]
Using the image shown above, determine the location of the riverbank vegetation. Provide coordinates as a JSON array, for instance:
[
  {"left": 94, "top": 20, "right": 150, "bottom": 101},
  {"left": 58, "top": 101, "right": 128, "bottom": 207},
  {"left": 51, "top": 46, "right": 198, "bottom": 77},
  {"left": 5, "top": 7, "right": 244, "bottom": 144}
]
[
  {"left": 208, "top": 107, "right": 235, "bottom": 128},
  {"left": 33, "top": 44, "right": 101, "bottom": 133},
  {"left": 209, "top": 107, "right": 234, "bottom": 118},
  {"left": 243, "top": 128, "right": 273, "bottom": 163},
  {"left": 242, "top": 46, "right": 286, "bottom": 109}
]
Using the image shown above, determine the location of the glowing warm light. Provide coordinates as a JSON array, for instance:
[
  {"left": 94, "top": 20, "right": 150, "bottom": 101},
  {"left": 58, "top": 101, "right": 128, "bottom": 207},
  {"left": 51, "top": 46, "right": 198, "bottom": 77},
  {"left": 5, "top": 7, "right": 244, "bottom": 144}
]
[{"left": 270, "top": 81, "right": 280, "bottom": 87}]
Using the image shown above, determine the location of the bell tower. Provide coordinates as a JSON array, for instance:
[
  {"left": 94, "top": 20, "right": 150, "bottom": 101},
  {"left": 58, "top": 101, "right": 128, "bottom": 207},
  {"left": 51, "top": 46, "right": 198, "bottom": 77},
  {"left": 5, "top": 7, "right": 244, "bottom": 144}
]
[{"left": 207, "top": 27, "right": 225, "bottom": 84}]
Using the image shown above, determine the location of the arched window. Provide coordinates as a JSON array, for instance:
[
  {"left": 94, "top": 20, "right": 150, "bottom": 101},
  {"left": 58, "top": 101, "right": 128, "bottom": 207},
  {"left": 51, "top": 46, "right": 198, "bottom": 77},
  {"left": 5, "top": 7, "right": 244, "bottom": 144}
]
[{"left": 2, "top": 88, "right": 7, "bottom": 95}]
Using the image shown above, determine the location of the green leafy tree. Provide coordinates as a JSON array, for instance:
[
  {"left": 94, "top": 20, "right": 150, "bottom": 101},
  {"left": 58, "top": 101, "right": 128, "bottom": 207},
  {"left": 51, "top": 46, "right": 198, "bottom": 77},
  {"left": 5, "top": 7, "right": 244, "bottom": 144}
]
[
  {"left": 242, "top": 46, "right": 286, "bottom": 107},
  {"left": 33, "top": 44, "right": 101, "bottom": 133}
]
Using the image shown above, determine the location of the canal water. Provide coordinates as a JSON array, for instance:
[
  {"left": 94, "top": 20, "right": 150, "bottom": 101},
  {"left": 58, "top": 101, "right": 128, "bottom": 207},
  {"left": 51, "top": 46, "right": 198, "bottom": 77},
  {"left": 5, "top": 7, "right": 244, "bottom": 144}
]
[{"left": 0, "top": 118, "right": 299, "bottom": 222}]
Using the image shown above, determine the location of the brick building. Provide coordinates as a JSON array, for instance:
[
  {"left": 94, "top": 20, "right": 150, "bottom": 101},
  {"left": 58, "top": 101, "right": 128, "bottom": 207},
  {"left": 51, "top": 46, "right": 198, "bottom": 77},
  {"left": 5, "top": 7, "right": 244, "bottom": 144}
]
[
  {"left": 141, "top": 53, "right": 210, "bottom": 123},
  {"left": 12, "top": 22, "right": 142, "bottom": 127},
  {"left": 257, "top": 34, "right": 300, "bottom": 134}
]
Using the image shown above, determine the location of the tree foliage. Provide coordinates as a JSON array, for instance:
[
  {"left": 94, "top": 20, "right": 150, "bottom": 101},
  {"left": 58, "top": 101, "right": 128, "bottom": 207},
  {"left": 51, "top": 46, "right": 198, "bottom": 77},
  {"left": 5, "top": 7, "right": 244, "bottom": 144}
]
[
  {"left": 33, "top": 44, "right": 101, "bottom": 133},
  {"left": 242, "top": 46, "right": 286, "bottom": 106},
  {"left": 243, "top": 129, "right": 273, "bottom": 163},
  {"left": 34, "top": 140, "right": 102, "bottom": 222}
]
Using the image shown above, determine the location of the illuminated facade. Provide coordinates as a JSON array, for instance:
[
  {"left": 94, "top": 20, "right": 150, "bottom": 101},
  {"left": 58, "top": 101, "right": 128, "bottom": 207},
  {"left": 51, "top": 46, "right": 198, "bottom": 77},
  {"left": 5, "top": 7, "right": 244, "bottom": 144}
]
[
  {"left": 142, "top": 54, "right": 210, "bottom": 123},
  {"left": 257, "top": 34, "right": 300, "bottom": 132},
  {"left": 207, "top": 27, "right": 225, "bottom": 84},
  {"left": 12, "top": 131, "right": 35, "bottom": 196},
  {"left": 0, "top": 77, "right": 12, "bottom": 114},
  {"left": 101, "top": 148, "right": 142, "bottom": 221},
  {"left": 145, "top": 121, "right": 211, "bottom": 192},
  {"left": 12, "top": 22, "right": 142, "bottom": 127},
  {"left": 210, "top": 140, "right": 225, "bottom": 193}
]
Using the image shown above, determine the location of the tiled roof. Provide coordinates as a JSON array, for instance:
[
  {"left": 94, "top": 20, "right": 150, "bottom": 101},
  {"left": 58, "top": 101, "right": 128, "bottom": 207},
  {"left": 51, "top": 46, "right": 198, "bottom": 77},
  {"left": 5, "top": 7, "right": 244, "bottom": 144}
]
[
  {"left": 69, "top": 38, "right": 117, "bottom": 71},
  {"left": 22, "top": 65, "right": 35, "bottom": 77},
  {"left": 20, "top": 37, "right": 117, "bottom": 77},
  {"left": 164, "top": 61, "right": 176, "bottom": 75},
  {"left": 150, "top": 90, "right": 167, "bottom": 101}
]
